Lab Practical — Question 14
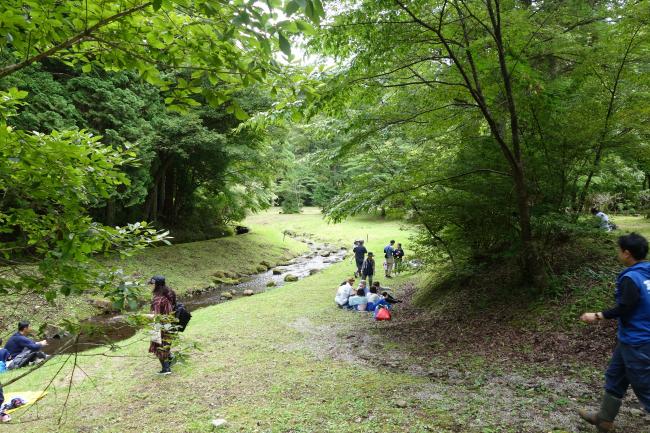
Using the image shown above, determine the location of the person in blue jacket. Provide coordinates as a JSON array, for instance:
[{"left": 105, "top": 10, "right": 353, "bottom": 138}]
[
  {"left": 4, "top": 321, "right": 48, "bottom": 367},
  {"left": 578, "top": 233, "right": 650, "bottom": 432}
]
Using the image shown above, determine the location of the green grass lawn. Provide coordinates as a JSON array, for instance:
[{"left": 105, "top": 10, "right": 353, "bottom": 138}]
[
  {"left": 612, "top": 214, "right": 650, "bottom": 238},
  {"left": 1, "top": 209, "right": 428, "bottom": 433},
  {"left": 5, "top": 211, "right": 643, "bottom": 432}
]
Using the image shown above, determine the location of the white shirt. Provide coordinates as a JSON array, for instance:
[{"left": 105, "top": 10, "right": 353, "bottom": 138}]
[
  {"left": 335, "top": 283, "right": 353, "bottom": 306},
  {"left": 596, "top": 212, "right": 611, "bottom": 230},
  {"left": 367, "top": 293, "right": 381, "bottom": 304}
]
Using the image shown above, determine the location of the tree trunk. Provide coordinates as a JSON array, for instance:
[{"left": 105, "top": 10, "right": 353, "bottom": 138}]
[
  {"left": 163, "top": 168, "right": 176, "bottom": 224},
  {"left": 512, "top": 166, "right": 546, "bottom": 288},
  {"left": 105, "top": 198, "right": 115, "bottom": 227}
]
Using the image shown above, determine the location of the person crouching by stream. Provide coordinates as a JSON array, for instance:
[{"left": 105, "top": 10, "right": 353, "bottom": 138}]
[
  {"left": 148, "top": 275, "right": 177, "bottom": 375},
  {"left": 578, "top": 233, "right": 650, "bottom": 432}
]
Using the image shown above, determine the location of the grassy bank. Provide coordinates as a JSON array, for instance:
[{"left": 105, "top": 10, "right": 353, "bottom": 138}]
[
  {"left": 4, "top": 212, "right": 647, "bottom": 432},
  {"left": 0, "top": 218, "right": 307, "bottom": 339},
  {"left": 108, "top": 225, "right": 307, "bottom": 295},
  {"left": 2, "top": 209, "right": 426, "bottom": 433}
]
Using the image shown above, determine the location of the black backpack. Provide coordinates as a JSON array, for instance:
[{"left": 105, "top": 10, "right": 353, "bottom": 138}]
[{"left": 174, "top": 303, "right": 192, "bottom": 332}]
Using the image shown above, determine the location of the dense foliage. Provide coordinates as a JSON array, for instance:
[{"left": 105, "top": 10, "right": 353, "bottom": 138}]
[
  {"left": 0, "top": 0, "right": 324, "bottom": 309},
  {"left": 302, "top": 0, "right": 650, "bottom": 287}
]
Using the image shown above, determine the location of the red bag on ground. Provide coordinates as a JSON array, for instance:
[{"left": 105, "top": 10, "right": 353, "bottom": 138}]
[{"left": 375, "top": 306, "right": 391, "bottom": 321}]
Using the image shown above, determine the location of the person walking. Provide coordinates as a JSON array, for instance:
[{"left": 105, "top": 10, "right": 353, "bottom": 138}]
[
  {"left": 352, "top": 240, "right": 367, "bottom": 278},
  {"left": 148, "top": 275, "right": 177, "bottom": 375},
  {"left": 393, "top": 243, "right": 405, "bottom": 275},
  {"left": 578, "top": 233, "right": 650, "bottom": 432},
  {"left": 383, "top": 240, "right": 396, "bottom": 278},
  {"left": 361, "top": 252, "right": 376, "bottom": 286}
]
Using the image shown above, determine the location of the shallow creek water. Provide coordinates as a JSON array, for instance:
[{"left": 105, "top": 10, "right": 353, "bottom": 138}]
[{"left": 44, "top": 241, "right": 347, "bottom": 354}]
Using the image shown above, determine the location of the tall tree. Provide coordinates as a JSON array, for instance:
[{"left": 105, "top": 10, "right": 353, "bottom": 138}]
[{"left": 315, "top": 0, "right": 650, "bottom": 287}]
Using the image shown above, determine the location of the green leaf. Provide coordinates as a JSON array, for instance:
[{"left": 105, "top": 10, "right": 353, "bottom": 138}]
[
  {"left": 285, "top": 0, "right": 300, "bottom": 16},
  {"left": 312, "top": 0, "right": 325, "bottom": 18},
  {"left": 233, "top": 103, "right": 249, "bottom": 121},
  {"left": 81, "top": 63, "right": 92, "bottom": 73},
  {"left": 278, "top": 32, "right": 291, "bottom": 56},
  {"left": 153, "top": 0, "right": 163, "bottom": 11}
]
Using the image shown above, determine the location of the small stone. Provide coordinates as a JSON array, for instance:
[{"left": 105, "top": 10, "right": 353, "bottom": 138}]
[
  {"left": 266, "top": 281, "right": 276, "bottom": 287},
  {"left": 395, "top": 400, "right": 408, "bottom": 408},
  {"left": 260, "top": 261, "right": 272, "bottom": 268},
  {"left": 319, "top": 251, "right": 331, "bottom": 257},
  {"left": 284, "top": 274, "right": 299, "bottom": 282},
  {"left": 243, "top": 289, "right": 254, "bottom": 296},
  {"left": 221, "top": 292, "right": 233, "bottom": 300},
  {"left": 272, "top": 269, "right": 282, "bottom": 275},
  {"left": 256, "top": 265, "right": 268, "bottom": 273},
  {"left": 630, "top": 408, "right": 644, "bottom": 417},
  {"left": 211, "top": 418, "right": 227, "bottom": 428},
  {"left": 309, "top": 269, "right": 319, "bottom": 275}
]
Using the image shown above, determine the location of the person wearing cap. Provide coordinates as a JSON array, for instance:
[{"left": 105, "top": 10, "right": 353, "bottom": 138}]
[
  {"left": 578, "top": 233, "right": 650, "bottom": 432},
  {"left": 148, "top": 275, "right": 177, "bottom": 375},
  {"left": 384, "top": 240, "right": 396, "bottom": 278},
  {"left": 361, "top": 252, "right": 376, "bottom": 286}
]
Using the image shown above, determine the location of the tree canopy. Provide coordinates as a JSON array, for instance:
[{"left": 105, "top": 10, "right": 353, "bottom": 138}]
[{"left": 303, "top": 0, "right": 650, "bottom": 287}]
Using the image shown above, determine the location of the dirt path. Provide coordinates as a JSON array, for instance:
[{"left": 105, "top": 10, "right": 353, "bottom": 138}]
[{"left": 290, "top": 283, "right": 650, "bottom": 433}]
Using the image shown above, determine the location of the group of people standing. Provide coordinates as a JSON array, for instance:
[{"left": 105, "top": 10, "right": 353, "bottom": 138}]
[{"left": 352, "top": 239, "right": 405, "bottom": 285}]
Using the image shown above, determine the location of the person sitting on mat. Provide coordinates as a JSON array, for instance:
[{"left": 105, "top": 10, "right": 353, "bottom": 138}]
[
  {"left": 348, "top": 288, "right": 368, "bottom": 311},
  {"left": 4, "top": 321, "right": 48, "bottom": 368},
  {"left": 358, "top": 279, "right": 369, "bottom": 296},
  {"left": 335, "top": 278, "right": 355, "bottom": 309}
]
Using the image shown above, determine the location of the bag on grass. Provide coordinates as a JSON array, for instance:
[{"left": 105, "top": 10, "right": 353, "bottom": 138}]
[{"left": 374, "top": 306, "right": 391, "bottom": 321}]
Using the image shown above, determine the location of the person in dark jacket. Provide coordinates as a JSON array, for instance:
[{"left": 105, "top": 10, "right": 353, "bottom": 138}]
[
  {"left": 352, "top": 240, "right": 367, "bottom": 278},
  {"left": 361, "top": 252, "right": 375, "bottom": 286},
  {"left": 4, "top": 321, "right": 48, "bottom": 368},
  {"left": 393, "top": 243, "right": 405, "bottom": 275},
  {"left": 578, "top": 233, "right": 650, "bottom": 432},
  {"left": 148, "top": 275, "right": 177, "bottom": 375}
]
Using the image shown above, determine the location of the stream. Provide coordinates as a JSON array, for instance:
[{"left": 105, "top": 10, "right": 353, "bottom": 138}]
[{"left": 44, "top": 240, "right": 348, "bottom": 354}]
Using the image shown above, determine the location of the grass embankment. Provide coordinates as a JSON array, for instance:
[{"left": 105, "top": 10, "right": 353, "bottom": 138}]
[
  {"left": 108, "top": 225, "right": 307, "bottom": 295},
  {"left": 0, "top": 222, "right": 306, "bottom": 339}
]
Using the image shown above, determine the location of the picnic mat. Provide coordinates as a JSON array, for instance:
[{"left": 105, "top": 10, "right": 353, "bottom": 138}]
[{"left": 3, "top": 391, "right": 47, "bottom": 414}]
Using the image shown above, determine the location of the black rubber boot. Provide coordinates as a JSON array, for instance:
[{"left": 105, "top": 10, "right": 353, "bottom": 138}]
[
  {"left": 157, "top": 358, "right": 171, "bottom": 375},
  {"left": 578, "top": 393, "right": 622, "bottom": 432}
]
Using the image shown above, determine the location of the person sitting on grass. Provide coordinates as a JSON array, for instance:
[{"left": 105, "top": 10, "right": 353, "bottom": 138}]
[
  {"left": 0, "top": 339, "right": 11, "bottom": 369},
  {"left": 4, "top": 321, "right": 49, "bottom": 369},
  {"left": 0, "top": 386, "right": 9, "bottom": 423},
  {"left": 335, "top": 278, "right": 355, "bottom": 309},
  {"left": 348, "top": 288, "right": 368, "bottom": 311},
  {"left": 374, "top": 281, "right": 403, "bottom": 304},
  {"left": 358, "top": 279, "right": 369, "bottom": 295},
  {"left": 367, "top": 284, "right": 392, "bottom": 311}
]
